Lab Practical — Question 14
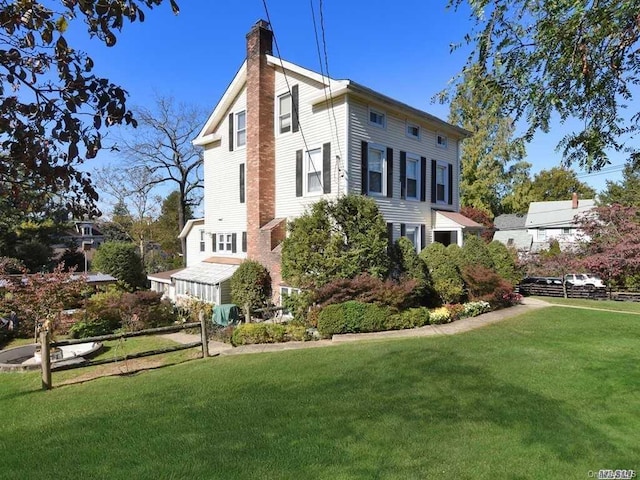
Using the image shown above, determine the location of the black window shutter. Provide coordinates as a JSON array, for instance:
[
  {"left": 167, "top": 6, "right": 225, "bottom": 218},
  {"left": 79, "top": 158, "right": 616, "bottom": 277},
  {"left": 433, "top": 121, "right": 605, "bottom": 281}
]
[
  {"left": 232, "top": 233, "right": 237, "bottom": 253},
  {"left": 292, "top": 85, "right": 299, "bottom": 133},
  {"left": 228, "top": 113, "right": 234, "bottom": 152},
  {"left": 420, "top": 225, "right": 426, "bottom": 251},
  {"left": 295, "top": 150, "right": 303, "bottom": 197},
  {"left": 242, "top": 232, "right": 247, "bottom": 253},
  {"left": 212, "top": 233, "right": 217, "bottom": 252},
  {"left": 420, "top": 157, "right": 427, "bottom": 202},
  {"left": 386, "top": 147, "right": 393, "bottom": 198},
  {"left": 323, "top": 142, "right": 331, "bottom": 194},
  {"left": 239, "top": 163, "right": 245, "bottom": 204},
  {"left": 399, "top": 151, "right": 407, "bottom": 200},
  {"left": 361, "top": 141, "right": 368, "bottom": 195},
  {"left": 431, "top": 160, "right": 437, "bottom": 203},
  {"left": 400, "top": 223, "right": 406, "bottom": 237},
  {"left": 448, "top": 163, "right": 453, "bottom": 205},
  {"left": 387, "top": 222, "right": 394, "bottom": 248}
]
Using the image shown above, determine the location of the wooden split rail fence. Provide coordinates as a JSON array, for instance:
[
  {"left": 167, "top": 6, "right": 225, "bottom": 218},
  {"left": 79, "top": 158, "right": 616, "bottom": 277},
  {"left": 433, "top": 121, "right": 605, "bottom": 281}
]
[{"left": 39, "top": 312, "right": 209, "bottom": 390}]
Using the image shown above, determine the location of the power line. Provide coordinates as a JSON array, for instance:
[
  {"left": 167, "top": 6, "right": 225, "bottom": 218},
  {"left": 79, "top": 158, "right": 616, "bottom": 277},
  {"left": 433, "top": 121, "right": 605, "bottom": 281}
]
[{"left": 261, "top": 0, "right": 324, "bottom": 191}]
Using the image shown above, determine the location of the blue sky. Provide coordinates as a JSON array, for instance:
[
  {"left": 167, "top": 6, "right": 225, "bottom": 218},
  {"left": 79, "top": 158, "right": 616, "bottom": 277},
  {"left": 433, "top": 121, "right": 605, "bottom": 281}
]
[{"left": 66, "top": 0, "right": 627, "bottom": 210}]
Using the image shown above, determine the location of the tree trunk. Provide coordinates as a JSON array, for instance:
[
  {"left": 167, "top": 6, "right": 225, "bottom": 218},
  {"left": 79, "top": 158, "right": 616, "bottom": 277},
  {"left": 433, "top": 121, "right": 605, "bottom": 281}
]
[{"left": 179, "top": 187, "right": 187, "bottom": 266}]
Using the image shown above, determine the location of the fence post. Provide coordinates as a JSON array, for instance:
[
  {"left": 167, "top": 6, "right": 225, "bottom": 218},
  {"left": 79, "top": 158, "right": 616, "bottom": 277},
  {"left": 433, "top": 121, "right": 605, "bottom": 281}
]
[
  {"left": 199, "top": 310, "right": 209, "bottom": 358},
  {"left": 40, "top": 328, "right": 52, "bottom": 391}
]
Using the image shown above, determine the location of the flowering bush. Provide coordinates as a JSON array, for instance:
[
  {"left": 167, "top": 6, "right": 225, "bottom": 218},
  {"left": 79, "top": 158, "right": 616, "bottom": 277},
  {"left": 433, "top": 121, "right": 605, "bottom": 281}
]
[
  {"left": 429, "top": 307, "right": 452, "bottom": 324},
  {"left": 462, "top": 301, "right": 491, "bottom": 318},
  {"left": 444, "top": 303, "right": 465, "bottom": 321},
  {"left": 502, "top": 291, "right": 523, "bottom": 306}
]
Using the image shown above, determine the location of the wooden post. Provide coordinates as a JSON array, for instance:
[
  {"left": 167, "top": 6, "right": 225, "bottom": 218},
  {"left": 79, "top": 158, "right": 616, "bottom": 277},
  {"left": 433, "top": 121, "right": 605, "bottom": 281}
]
[
  {"left": 40, "top": 329, "right": 52, "bottom": 391},
  {"left": 199, "top": 310, "right": 209, "bottom": 358}
]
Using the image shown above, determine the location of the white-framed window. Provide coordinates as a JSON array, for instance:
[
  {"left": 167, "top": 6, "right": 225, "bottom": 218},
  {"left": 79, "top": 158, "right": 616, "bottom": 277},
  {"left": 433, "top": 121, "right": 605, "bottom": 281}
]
[
  {"left": 217, "top": 233, "right": 234, "bottom": 253},
  {"left": 369, "top": 107, "right": 386, "bottom": 128},
  {"left": 406, "top": 122, "right": 420, "bottom": 140},
  {"left": 538, "top": 229, "right": 547, "bottom": 241},
  {"left": 82, "top": 226, "right": 92, "bottom": 236},
  {"left": 435, "top": 161, "right": 448, "bottom": 203},
  {"left": 436, "top": 133, "right": 448, "bottom": 148},
  {"left": 406, "top": 153, "right": 420, "bottom": 200},
  {"left": 235, "top": 111, "right": 246, "bottom": 148},
  {"left": 368, "top": 144, "right": 386, "bottom": 195},
  {"left": 199, "top": 230, "right": 205, "bottom": 252},
  {"left": 404, "top": 225, "right": 422, "bottom": 252},
  {"left": 562, "top": 227, "right": 571, "bottom": 235},
  {"left": 278, "top": 93, "right": 292, "bottom": 134},
  {"left": 305, "top": 148, "right": 323, "bottom": 194}
]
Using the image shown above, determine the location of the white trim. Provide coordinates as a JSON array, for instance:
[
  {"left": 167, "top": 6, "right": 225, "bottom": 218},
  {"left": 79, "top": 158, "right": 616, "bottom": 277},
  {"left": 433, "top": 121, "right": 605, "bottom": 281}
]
[
  {"left": 178, "top": 218, "right": 204, "bottom": 239},
  {"left": 304, "top": 147, "right": 323, "bottom": 196},
  {"left": 435, "top": 160, "right": 449, "bottom": 204},
  {"left": 217, "top": 232, "right": 234, "bottom": 253},
  {"left": 235, "top": 110, "right": 246, "bottom": 149},
  {"left": 405, "top": 152, "right": 420, "bottom": 201},
  {"left": 406, "top": 121, "right": 420, "bottom": 140},
  {"left": 192, "top": 133, "right": 221, "bottom": 146},
  {"left": 403, "top": 224, "right": 422, "bottom": 252},
  {"left": 368, "top": 106, "right": 386, "bottom": 129},
  {"left": 367, "top": 143, "right": 387, "bottom": 196},
  {"left": 276, "top": 90, "right": 292, "bottom": 135}
]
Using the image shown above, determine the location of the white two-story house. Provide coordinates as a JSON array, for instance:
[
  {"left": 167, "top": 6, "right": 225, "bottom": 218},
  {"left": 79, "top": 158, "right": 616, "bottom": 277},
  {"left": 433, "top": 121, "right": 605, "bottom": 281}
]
[{"left": 149, "top": 20, "right": 480, "bottom": 305}]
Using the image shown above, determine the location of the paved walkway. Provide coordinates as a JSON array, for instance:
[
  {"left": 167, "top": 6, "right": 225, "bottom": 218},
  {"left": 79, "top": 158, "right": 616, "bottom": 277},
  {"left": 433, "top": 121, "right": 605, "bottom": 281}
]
[{"left": 161, "top": 297, "right": 551, "bottom": 357}]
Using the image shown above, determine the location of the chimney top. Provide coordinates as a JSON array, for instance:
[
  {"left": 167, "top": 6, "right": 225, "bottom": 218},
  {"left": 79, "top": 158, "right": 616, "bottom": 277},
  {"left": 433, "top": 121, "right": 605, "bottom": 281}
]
[
  {"left": 252, "top": 19, "right": 271, "bottom": 31},
  {"left": 572, "top": 192, "right": 578, "bottom": 209}
]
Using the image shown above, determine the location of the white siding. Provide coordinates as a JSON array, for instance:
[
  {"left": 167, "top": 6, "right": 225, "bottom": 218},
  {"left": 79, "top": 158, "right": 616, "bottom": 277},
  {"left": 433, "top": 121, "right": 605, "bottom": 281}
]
[
  {"left": 184, "top": 222, "right": 209, "bottom": 267},
  {"left": 346, "top": 98, "right": 462, "bottom": 238},
  {"left": 201, "top": 88, "right": 248, "bottom": 262},
  {"left": 273, "top": 68, "right": 348, "bottom": 219}
]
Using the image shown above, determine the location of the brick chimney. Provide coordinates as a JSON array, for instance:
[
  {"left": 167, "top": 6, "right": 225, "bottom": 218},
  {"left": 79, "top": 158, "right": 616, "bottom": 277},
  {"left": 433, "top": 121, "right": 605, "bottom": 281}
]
[
  {"left": 245, "top": 20, "right": 284, "bottom": 298},
  {"left": 572, "top": 192, "right": 578, "bottom": 209}
]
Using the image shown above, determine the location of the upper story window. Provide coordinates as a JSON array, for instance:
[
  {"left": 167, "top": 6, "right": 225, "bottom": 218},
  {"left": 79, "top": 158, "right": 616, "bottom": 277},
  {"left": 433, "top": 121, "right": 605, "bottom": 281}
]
[
  {"left": 236, "top": 111, "right": 246, "bottom": 148},
  {"left": 368, "top": 144, "right": 386, "bottom": 195},
  {"left": 406, "top": 122, "right": 420, "bottom": 140},
  {"left": 435, "top": 162, "right": 448, "bottom": 203},
  {"left": 278, "top": 93, "right": 292, "bottom": 134},
  {"left": 81, "top": 226, "right": 92, "bottom": 236},
  {"left": 436, "top": 133, "right": 448, "bottom": 148},
  {"left": 369, "top": 107, "right": 386, "bottom": 128},
  {"left": 306, "top": 148, "right": 323, "bottom": 194},
  {"left": 406, "top": 154, "right": 420, "bottom": 200},
  {"left": 199, "top": 230, "right": 205, "bottom": 252}
]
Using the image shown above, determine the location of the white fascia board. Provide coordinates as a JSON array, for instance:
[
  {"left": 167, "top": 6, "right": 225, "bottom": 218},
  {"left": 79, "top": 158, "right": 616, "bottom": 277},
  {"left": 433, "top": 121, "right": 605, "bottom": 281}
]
[
  {"left": 266, "top": 55, "right": 345, "bottom": 88},
  {"left": 193, "top": 60, "right": 247, "bottom": 144},
  {"left": 178, "top": 218, "right": 205, "bottom": 239},
  {"left": 193, "top": 133, "right": 221, "bottom": 146}
]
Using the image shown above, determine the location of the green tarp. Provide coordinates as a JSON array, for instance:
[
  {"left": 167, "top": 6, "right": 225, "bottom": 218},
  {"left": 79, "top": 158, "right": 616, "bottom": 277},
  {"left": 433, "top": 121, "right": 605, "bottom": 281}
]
[{"left": 213, "top": 304, "right": 239, "bottom": 326}]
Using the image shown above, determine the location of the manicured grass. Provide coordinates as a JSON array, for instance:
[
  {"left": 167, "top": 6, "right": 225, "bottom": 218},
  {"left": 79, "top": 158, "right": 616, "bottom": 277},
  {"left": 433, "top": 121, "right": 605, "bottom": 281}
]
[
  {"left": 536, "top": 296, "right": 640, "bottom": 313},
  {"left": 1, "top": 307, "right": 638, "bottom": 479}
]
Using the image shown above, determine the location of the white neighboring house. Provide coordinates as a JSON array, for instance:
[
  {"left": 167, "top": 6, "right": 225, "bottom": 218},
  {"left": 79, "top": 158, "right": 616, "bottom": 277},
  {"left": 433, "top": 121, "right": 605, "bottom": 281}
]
[
  {"left": 149, "top": 20, "right": 481, "bottom": 305},
  {"left": 494, "top": 193, "right": 595, "bottom": 253}
]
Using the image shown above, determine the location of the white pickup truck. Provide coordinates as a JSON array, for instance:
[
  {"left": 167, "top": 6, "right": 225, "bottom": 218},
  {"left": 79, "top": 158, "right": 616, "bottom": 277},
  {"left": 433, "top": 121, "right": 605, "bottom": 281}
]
[{"left": 564, "top": 274, "right": 606, "bottom": 288}]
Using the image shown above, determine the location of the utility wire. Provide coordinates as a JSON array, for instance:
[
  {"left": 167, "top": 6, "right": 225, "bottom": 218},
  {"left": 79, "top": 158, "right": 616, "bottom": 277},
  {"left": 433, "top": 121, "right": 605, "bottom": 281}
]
[{"left": 261, "top": 0, "right": 324, "bottom": 191}]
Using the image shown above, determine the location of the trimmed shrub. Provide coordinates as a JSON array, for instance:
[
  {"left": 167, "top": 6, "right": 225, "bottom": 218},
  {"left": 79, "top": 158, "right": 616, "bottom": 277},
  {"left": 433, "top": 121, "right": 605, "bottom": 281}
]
[
  {"left": 231, "top": 260, "right": 271, "bottom": 320},
  {"left": 313, "top": 274, "right": 418, "bottom": 311},
  {"left": 385, "top": 307, "right": 430, "bottom": 330},
  {"left": 462, "top": 265, "right": 518, "bottom": 309},
  {"left": 231, "top": 323, "right": 286, "bottom": 346},
  {"left": 420, "top": 243, "right": 464, "bottom": 304},
  {"left": 317, "top": 301, "right": 390, "bottom": 337},
  {"left": 285, "top": 324, "right": 307, "bottom": 342},
  {"left": 69, "top": 317, "right": 116, "bottom": 339},
  {"left": 487, "top": 240, "right": 521, "bottom": 285},
  {"left": 429, "top": 307, "right": 452, "bottom": 324},
  {"left": 461, "top": 235, "right": 495, "bottom": 271}
]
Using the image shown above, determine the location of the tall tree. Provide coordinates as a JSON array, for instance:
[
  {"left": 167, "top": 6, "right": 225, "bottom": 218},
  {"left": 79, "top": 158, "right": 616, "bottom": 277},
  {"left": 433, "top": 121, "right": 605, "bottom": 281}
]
[
  {"left": 0, "top": 0, "right": 179, "bottom": 215},
  {"left": 155, "top": 191, "right": 193, "bottom": 256},
  {"left": 448, "top": 0, "right": 640, "bottom": 171},
  {"left": 448, "top": 64, "right": 530, "bottom": 216},
  {"left": 599, "top": 164, "right": 640, "bottom": 207},
  {"left": 95, "top": 166, "right": 161, "bottom": 263},
  {"left": 116, "top": 96, "right": 205, "bottom": 259},
  {"left": 503, "top": 167, "right": 596, "bottom": 213}
]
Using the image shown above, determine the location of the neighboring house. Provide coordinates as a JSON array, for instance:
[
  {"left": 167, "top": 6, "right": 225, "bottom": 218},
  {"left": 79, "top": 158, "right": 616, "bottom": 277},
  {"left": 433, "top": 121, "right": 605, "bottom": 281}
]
[
  {"left": 493, "top": 193, "right": 595, "bottom": 253},
  {"left": 492, "top": 213, "right": 532, "bottom": 253},
  {"left": 151, "top": 20, "right": 480, "bottom": 304},
  {"left": 52, "top": 220, "right": 105, "bottom": 268}
]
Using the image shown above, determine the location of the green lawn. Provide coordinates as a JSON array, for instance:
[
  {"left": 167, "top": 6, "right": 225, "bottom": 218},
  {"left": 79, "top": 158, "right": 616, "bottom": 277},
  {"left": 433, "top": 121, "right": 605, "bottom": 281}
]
[
  {"left": 536, "top": 296, "right": 640, "bottom": 313},
  {"left": 1, "top": 307, "right": 638, "bottom": 479}
]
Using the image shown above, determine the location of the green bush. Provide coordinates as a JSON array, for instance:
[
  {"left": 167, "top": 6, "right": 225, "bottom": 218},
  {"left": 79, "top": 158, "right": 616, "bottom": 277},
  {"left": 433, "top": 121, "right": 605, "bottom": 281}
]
[
  {"left": 317, "top": 301, "right": 390, "bottom": 337},
  {"left": 385, "top": 307, "right": 430, "bottom": 330},
  {"left": 231, "top": 323, "right": 286, "bottom": 346},
  {"left": 462, "top": 301, "right": 491, "bottom": 318},
  {"left": 92, "top": 242, "right": 147, "bottom": 290},
  {"left": 461, "top": 235, "right": 495, "bottom": 271},
  {"left": 487, "top": 240, "right": 521, "bottom": 285},
  {"left": 68, "top": 317, "right": 117, "bottom": 339},
  {"left": 284, "top": 324, "right": 307, "bottom": 342},
  {"left": 231, "top": 260, "right": 271, "bottom": 319},
  {"left": 420, "top": 243, "right": 464, "bottom": 304}
]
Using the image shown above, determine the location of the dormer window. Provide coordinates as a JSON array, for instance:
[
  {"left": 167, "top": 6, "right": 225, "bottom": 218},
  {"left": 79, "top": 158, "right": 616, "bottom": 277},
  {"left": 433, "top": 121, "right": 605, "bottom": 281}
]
[
  {"left": 369, "top": 108, "right": 386, "bottom": 128},
  {"left": 436, "top": 133, "right": 448, "bottom": 148}
]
